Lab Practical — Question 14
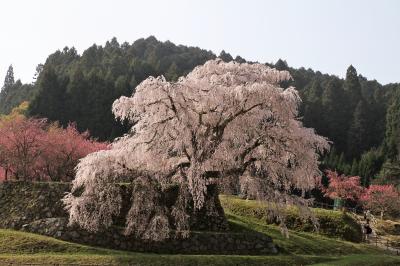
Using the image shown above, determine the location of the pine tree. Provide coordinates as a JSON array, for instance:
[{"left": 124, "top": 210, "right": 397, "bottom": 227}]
[
  {"left": 2, "top": 65, "right": 15, "bottom": 90},
  {"left": 344, "top": 65, "right": 363, "bottom": 151},
  {"left": 219, "top": 50, "right": 233, "bottom": 62},
  {"left": 234, "top": 55, "right": 246, "bottom": 63},
  {"left": 344, "top": 65, "right": 362, "bottom": 110},
  {"left": 33, "top": 64, "right": 44, "bottom": 82},
  {"left": 274, "top": 59, "right": 289, "bottom": 71}
]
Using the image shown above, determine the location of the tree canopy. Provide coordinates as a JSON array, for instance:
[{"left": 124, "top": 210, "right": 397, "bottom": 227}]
[{"left": 63, "top": 60, "right": 329, "bottom": 240}]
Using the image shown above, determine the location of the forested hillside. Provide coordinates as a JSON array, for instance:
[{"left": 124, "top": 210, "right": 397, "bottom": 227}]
[
  {"left": 1, "top": 36, "right": 400, "bottom": 186},
  {"left": 28, "top": 36, "right": 216, "bottom": 140}
]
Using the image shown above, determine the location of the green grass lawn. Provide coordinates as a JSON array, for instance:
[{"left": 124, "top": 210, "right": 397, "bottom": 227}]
[{"left": 0, "top": 196, "right": 399, "bottom": 265}]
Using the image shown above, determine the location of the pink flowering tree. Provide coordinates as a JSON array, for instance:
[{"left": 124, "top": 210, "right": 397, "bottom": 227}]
[
  {"left": 39, "top": 123, "right": 108, "bottom": 181},
  {"left": 63, "top": 59, "right": 329, "bottom": 240},
  {"left": 323, "top": 170, "right": 364, "bottom": 210},
  {"left": 0, "top": 117, "right": 107, "bottom": 181},
  {"left": 360, "top": 185, "right": 400, "bottom": 219},
  {"left": 0, "top": 117, "right": 47, "bottom": 181}
]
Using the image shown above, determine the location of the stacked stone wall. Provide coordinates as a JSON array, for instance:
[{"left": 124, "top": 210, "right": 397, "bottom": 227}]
[{"left": 0, "top": 181, "right": 277, "bottom": 254}]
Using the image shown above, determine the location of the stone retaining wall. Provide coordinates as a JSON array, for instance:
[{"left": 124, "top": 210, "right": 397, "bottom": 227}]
[
  {"left": 0, "top": 181, "right": 70, "bottom": 229},
  {"left": 22, "top": 217, "right": 277, "bottom": 254},
  {"left": 0, "top": 181, "right": 277, "bottom": 254}
]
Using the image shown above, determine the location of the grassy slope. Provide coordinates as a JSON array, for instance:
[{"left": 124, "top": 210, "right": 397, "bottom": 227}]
[
  {"left": 0, "top": 196, "right": 399, "bottom": 265},
  {"left": 220, "top": 195, "right": 362, "bottom": 242},
  {"left": 0, "top": 229, "right": 325, "bottom": 266}
]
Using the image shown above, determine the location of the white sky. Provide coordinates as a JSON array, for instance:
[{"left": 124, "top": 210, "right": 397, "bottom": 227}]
[{"left": 0, "top": 0, "right": 399, "bottom": 85}]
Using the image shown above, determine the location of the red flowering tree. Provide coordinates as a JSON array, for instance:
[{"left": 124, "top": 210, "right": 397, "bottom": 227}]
[
  {"left": 0, "top": 117, "right": 47, "bottom": 181},
  {"left": 360, "top": 185, "right": 400, "bottom": 219},
  {"left": 323, "top": 170, "right": 364, "bottom": 209},
  {"left": 39, "top": 123, "right": 109, "bottom": 181},
  {"left": 0, "top": 117, "right": 107, "bottom": 181}
]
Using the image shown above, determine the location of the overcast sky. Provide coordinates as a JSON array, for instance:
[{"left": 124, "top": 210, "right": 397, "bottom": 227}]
[{"left": 0, "top": 0, "right": 399, "bottom": 85}]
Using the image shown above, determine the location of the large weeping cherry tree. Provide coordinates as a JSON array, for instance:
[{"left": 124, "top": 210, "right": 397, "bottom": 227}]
[{"left": 63, "top": 59, "right": 330, "bottom": 240}]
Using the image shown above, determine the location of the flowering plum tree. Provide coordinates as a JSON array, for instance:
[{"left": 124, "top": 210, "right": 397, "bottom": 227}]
[
  {"left": 361, "top": 185, "right": 400, "bottom": 219},
  {"left": 323, "top": 170, "right": 364, "bottom": 201},
  {"left": 63, "top": 59, "right": 329, "bottom": 239},
  {"left": 0, "top": 114, "right": 107, "bottom": 181},
  {"left": 323, "top": 170, "right": 364, "bottom": 208},
  {"left": 39, "top": 123, "right": 109, "bottom": 181},
  {"left": 0, "top": 117, "right": 46, "bottom": 180}
]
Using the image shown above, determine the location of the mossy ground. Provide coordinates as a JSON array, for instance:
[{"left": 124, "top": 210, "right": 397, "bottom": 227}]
[{"left": 0, "top": 196, "right": 399, "bottom": 265}]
